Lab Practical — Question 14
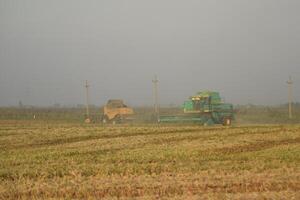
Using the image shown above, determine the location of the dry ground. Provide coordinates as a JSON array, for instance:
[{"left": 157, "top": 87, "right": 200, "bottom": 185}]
[{"left": 0, "top": 120, "right": 299, "bottom": 199}]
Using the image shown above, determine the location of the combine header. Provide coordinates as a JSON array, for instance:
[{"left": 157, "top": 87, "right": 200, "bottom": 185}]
[{"left": 160, "top": 91, "right": 234, "bottom": 126}]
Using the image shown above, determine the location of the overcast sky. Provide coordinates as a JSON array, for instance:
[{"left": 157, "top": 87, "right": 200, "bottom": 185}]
[{"left": 0, "top": 0, "right": 299, "bottom": 106}]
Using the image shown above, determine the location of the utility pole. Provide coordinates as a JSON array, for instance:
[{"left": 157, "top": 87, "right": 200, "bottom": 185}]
[
  {"left": 85, "top": 80, "right": 91, "bottom": 123},
  {"left": 286, "top": 76, "right": 293, "bottom": 119},
  {"left": 152, "top": 75, "right": 159, "bottom": 123}
]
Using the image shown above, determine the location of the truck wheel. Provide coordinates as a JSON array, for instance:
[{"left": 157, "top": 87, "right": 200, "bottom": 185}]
[
  {"left": 102, "top": 116, "right": 109, "bottom": 124},
  {"left": 112, "top": 115, "right": 121, "bottom": 125}
]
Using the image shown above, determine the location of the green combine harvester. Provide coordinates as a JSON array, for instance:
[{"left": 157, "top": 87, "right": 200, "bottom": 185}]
[{"left": 159, "top": 91, "right": 234, "bottom": 126}]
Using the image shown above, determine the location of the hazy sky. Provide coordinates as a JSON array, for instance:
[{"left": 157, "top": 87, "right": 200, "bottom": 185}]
[{"left": 0, "top": 0, "right": 299, "bottom": 106}]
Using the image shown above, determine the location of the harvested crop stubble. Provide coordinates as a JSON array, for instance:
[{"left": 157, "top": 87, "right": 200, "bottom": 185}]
[{"left": 0, "top": 120, "right": 299, "bottom": 199}]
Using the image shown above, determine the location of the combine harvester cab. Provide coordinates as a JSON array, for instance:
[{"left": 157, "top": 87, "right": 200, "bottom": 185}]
[
  {"left": 160, "top": 91, "right": 234, "bottom": 126},
  {"left": 102, "top": 99, "right": 134, "bottom": 124}
]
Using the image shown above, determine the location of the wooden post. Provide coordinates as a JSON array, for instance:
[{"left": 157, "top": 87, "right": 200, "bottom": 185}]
[
  {"left": 287, "top": 76, "right": 293, "bottom": 119},
  {"left": 85, "top": 80, "right": 91, "bottom": 123},
  {"left": 152, "top": 75, "right": 159, "bottom": 123}
]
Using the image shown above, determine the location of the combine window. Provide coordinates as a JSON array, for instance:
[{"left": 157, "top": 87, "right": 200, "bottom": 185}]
[{"left": 193, "top": 100, "right": 201, "bottom": 111}]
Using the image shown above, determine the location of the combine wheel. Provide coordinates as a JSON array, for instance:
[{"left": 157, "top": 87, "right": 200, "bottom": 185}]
[
  {"left": 204, "top": 118, "right": 214, "bottom": 126},
  {"left": 223, "top": 118, "right": 232, "bottom": 126}
]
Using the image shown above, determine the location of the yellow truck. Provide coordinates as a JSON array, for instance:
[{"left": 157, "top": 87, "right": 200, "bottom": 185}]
[{"left": 102, "top": 99, "right": 134, "bottom": 124}]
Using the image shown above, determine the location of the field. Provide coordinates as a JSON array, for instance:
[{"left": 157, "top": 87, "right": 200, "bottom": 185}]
[{"left": 0, "top": 120, "right": 300, "bottom": 199}]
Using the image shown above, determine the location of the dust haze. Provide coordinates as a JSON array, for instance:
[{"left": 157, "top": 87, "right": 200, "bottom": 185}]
[{"left": 0, "top": 0, "right": 299, "bottom": 107}]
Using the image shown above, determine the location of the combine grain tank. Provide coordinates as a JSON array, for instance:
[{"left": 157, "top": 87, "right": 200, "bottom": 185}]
[{"left": 160, "top": 91, "right": 234, "bottom": 126}]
